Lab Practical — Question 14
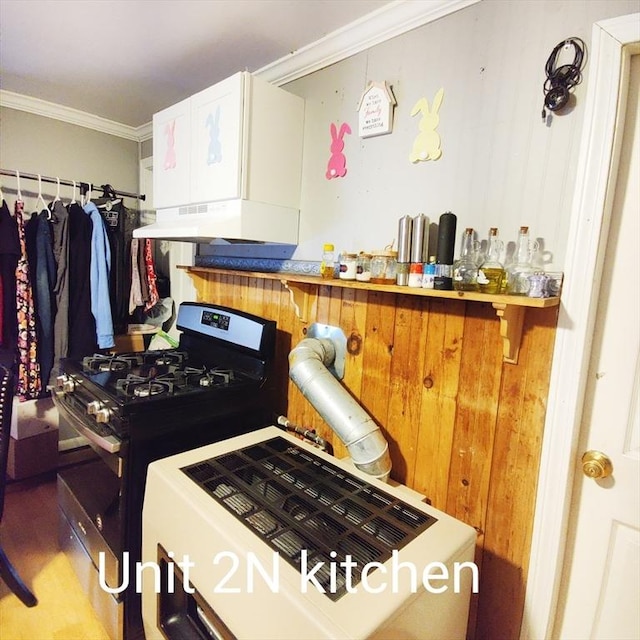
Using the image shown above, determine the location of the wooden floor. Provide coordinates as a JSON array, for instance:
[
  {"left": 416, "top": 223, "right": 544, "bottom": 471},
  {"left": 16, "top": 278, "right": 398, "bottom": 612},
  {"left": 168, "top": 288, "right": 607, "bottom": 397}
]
[{"left": 0, "top": 473, "right": 110, "bottom": 640}]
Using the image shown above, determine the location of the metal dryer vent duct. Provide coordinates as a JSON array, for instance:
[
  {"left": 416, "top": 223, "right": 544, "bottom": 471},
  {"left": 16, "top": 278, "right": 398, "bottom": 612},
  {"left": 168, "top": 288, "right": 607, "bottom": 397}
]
[{"left": 288, "top": 334, "right": 392, "bottom": 482}]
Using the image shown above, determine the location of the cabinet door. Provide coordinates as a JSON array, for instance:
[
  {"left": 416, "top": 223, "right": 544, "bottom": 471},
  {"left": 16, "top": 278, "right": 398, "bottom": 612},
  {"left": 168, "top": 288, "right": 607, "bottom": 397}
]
[
  {"left": 153, "top": 98, "right": 191, "bottom": 209},
  {"left": 190, "top": 72, "right": 244, "bottom": 204}
]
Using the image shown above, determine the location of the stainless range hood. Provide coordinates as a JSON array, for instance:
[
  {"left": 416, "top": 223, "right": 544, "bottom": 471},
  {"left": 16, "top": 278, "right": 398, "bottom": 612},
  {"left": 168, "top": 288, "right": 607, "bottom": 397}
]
[{"left": 133, "top": 199, "right": 300, "bottom": 244}]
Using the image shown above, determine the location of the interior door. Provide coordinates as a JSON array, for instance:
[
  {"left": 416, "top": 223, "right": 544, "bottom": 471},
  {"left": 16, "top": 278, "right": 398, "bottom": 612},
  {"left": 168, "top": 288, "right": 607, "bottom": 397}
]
[{"left": 553, "top": 53, "right": 640, "bottom": 639}]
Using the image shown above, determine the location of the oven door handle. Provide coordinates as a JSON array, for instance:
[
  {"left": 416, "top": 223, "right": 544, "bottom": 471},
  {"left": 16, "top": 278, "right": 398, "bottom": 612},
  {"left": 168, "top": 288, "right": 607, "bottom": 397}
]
[{"left": 53, "top": 391, "right": 122, "bottom": 454}]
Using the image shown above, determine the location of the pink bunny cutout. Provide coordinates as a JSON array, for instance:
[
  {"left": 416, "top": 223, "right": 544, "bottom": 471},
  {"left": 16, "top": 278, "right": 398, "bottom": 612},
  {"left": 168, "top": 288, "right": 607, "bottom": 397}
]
[
  {"left": 164, "top": 120, "right": 177, "bottom": 170},
  {"left": 326, "top": 122, "right": 351, "bottom": 179}
]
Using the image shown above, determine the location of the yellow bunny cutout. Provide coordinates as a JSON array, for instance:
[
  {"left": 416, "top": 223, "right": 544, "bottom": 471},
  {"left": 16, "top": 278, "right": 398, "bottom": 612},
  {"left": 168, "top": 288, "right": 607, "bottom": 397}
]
[{"left": 409, "top": 88, "right": 444, "bottom": 163}]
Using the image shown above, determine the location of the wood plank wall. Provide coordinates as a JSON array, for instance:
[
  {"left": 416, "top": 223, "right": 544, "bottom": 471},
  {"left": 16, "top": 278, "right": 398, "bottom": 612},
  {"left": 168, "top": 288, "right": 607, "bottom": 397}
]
[{"left": 189, "top": 269, "right": 559, "bottom": 640}]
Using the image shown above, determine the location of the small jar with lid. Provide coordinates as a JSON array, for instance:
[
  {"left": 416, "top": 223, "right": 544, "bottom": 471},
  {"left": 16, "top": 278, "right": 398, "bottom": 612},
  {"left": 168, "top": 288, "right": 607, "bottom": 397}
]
[
  {"left": 355, "top": 252, "right": 372, "bottom": 282},
  {"left": 339, "top": 252, "right": 357, "bottom": 280},
  {"left": 370, "top": 249, "right": 398, "bottom": 284},
  {"left": 320, "top": 243, "right": 335, "bottom": 279}
]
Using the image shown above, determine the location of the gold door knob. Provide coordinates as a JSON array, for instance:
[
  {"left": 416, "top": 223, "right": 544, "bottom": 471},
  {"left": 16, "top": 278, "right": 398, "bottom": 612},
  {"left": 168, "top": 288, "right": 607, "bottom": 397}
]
[{"left": 581, "top": 450, "right": 613, "bottom": 479}]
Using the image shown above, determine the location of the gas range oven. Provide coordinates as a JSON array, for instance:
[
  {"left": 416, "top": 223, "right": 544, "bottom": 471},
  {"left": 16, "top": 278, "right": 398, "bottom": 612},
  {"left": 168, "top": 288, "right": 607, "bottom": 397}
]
[{"left": 53, "top": 303, "right": 277, "bottom": 640}]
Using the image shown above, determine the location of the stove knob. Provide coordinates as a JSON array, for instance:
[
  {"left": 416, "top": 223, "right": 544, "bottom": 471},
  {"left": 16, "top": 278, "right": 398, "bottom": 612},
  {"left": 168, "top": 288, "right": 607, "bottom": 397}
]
[
  {"left": 56, "top": 375, "right": 75, "bottom": 393},
  {"left": 87, "top": 400, "right": 101, "bottom": 415},
  {"left": 95, "top": 407, "right": 112, "bottom": 424}
]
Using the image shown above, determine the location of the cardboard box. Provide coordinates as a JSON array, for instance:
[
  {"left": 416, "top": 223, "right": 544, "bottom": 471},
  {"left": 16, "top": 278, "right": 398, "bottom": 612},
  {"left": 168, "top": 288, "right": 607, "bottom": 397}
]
[
  {"left": 7, "top": 429, "right": 59, "bottom": 480},
  {"left": 10, "top": 396, "right": 58, "bottom": 440}
]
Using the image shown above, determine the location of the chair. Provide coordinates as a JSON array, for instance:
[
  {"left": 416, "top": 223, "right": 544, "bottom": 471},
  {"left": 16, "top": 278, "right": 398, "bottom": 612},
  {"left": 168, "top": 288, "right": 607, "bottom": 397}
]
[{"left": 0, "top": 364, "right": 37, "bottom": 607}]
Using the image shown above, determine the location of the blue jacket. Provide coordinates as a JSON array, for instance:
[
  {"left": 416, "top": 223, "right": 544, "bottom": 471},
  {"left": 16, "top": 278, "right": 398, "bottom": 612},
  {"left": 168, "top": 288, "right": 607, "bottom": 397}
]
[{"left": 84, "top": 202, "right": 114, "bottom": 349}]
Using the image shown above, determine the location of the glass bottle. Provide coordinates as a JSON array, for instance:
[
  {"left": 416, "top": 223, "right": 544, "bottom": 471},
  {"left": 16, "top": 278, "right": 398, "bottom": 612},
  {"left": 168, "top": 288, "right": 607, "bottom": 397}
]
[
  {"left": 505, "top": 226, "right": 539, "bottom": 295},
  {"left": 453, "top": 228, "right": 479, "bottom": 291},
  {"left": 477, "top": 228, "right": 505, "bottom": 294},
  {"left": 320, "top": 243, "right": 335, "bottom": 279}
]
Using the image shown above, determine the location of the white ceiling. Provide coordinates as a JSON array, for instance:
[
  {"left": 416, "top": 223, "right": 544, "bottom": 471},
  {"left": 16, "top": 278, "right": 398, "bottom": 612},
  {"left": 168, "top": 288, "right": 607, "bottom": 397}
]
[{"left": 0, "top": 0, "right": 391, "bottom": 128}]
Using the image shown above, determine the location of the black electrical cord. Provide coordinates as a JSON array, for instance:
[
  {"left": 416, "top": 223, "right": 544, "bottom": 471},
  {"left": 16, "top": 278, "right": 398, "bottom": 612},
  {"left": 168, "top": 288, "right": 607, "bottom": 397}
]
[{"left": 542, "top": 37, "right": 586, "bottom": 120}]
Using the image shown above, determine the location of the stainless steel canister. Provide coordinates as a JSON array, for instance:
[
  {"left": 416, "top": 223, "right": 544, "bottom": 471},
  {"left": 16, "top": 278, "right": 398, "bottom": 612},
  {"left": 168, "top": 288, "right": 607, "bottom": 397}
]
[{"left": 396, "top": 215, "right": 413, "bottom": 285}]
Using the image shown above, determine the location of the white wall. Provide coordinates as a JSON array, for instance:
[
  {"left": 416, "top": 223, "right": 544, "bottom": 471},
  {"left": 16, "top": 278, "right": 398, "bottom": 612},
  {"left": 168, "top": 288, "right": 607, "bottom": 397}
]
[
  {"left": 282, "top": 0, "right": 638, "bottom": 269},
  {"left": 0, "top": 107, "right": 139, "bottom": 207}
]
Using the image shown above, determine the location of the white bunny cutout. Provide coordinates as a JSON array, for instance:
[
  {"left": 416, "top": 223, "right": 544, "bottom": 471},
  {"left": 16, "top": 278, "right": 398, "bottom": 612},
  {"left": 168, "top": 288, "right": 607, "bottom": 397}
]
[{"left": 409, "top": 87, "right": 444, "bottom": 163}]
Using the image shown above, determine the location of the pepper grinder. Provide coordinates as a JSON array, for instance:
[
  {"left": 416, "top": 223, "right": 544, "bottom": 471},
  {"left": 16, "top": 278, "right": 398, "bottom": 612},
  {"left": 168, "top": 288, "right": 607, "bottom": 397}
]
[
  {"left": 396, "top": 215, "right": 413, "bottom": 286},
  {"left": 408, "top": 214, "right": 428, "bottom": 287},
  {"left": 434, "top": 212, "right": 457, "bottom": 290}
]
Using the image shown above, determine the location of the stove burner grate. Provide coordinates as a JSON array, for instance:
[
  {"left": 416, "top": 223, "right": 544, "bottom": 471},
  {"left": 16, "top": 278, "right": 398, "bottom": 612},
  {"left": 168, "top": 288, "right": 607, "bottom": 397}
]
[
  {"left": 116, "top": 373, "right": 176, "bottom": 398},
  {"left": 83, "top": 353, "right": 141, "bottom": 373}
]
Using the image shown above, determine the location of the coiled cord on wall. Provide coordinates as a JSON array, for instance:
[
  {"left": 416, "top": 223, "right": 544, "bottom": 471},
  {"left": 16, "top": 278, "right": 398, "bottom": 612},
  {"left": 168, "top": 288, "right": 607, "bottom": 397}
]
[{"left": 542, "top": 37, "right": 587, "bottom": 120}]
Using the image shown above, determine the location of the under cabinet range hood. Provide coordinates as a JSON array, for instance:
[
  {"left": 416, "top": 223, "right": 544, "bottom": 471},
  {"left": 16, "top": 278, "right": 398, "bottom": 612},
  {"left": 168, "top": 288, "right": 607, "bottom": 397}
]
[
  {"left": 135, "top": 70, "right": 304, "bottom": 244},
  {"left": 132, "top": 199, "right": 300, "bottom": 244}
]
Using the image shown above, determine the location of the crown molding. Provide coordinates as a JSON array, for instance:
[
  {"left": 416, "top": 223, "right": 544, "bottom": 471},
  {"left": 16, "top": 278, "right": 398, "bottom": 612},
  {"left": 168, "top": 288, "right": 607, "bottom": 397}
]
[
  {"left": 0, "top": 0, "right": 478, "bottom": 141},
  {"left": 0, "top": 90, "right": 148, "bottom": 142},
  {"left": 255, "top": 0, "right": 480, "bottom": 86}
]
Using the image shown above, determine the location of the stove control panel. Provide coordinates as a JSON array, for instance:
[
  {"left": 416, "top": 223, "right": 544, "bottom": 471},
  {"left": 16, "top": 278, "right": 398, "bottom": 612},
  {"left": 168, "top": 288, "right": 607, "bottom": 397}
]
[
  {"left": 201, "top": 309, "right": 230, "bottom": 331},
  {"left": 177, "top": 303, "right": 276, "bottom": 356}
]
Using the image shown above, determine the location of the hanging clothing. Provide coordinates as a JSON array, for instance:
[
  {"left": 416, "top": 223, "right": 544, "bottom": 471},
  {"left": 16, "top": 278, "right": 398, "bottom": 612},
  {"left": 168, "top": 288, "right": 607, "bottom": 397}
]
[
  {"left": 14, "top": 199, "right": 41, "bottom": 401},
  {"left": 84, "top": 201, "right": 114, "bottom": 350},
  {"left": 129, "top": 238, "right": 143, "bottom": 314},
  {"left": 68, "top": 202, "right": 97, "bottom": 359},
  {"left": 50, "top": 200, "right": 70, "bottom": 383},
  {"left": 0, "top": 200, "right": 19, "bottom": 352},
  {"left": 93, "top": 196, "right": 138, "bottom": 335},
  {"left": 25, "top": 210, "right": 57, "bottom": 388},
  {"left": 143, "top": 239, "right": 159, "bottom": 311}
]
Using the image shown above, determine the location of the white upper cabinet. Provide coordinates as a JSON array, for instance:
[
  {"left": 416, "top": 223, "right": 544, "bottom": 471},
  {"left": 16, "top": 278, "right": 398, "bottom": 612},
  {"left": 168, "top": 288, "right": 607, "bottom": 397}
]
[
  {"left": 152, "top": 97, "right": 191, "bottom": 209},
  {"left": 152, "top": 72, "right": 304, "bottom": 212}
]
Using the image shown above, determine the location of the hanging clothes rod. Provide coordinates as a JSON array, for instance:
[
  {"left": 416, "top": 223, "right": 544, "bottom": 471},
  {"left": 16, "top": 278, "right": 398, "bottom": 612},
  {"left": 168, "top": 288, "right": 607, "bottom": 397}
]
[{"left": 0, "top": 168, "right": 146, "bottom": 201}]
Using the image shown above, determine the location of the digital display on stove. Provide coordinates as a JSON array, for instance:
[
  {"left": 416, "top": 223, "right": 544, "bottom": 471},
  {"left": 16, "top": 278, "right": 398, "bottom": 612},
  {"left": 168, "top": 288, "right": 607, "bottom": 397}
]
[{"left": 201, "top": 310, "right": 230, "bottom": 331}]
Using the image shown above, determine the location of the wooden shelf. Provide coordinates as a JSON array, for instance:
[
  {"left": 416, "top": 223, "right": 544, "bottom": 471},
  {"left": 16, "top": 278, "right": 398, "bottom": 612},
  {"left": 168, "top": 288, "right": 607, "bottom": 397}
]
[{"left": 183, "top": 266, "right": 560, "bottom": 364}]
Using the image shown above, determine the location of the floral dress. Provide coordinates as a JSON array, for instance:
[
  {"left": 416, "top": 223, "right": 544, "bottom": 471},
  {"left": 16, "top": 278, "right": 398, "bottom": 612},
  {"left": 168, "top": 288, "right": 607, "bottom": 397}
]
[{"left": 14, "top": 199, "right": 41, "bottom": 400}]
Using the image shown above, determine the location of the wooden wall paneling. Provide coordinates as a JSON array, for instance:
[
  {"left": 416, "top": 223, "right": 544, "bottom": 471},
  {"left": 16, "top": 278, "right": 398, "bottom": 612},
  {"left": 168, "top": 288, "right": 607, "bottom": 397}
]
[
  {"left": 446, "top": 303, "right": 503, "bottom": 532},
  {"left": 189, "top": 271, "right": 559, "bottom": 640},
  {"left": 413, "top": 299, "right": 465, "bottom": 510},
  {"left": 385, "top": 295, "right": 429, "bottom": 485},
  {"left": 358, "top": 291, "right": 397, "bottom": 469},
  {"left": 475, "top": 306, "right": 558, "bottom": 640}
]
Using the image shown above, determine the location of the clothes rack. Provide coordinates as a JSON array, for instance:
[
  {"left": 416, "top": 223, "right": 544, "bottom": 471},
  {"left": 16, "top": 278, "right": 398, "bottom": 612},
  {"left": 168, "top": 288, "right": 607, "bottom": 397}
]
[{"left": 0, "top": 168, "right": 146, "bottom": 201}]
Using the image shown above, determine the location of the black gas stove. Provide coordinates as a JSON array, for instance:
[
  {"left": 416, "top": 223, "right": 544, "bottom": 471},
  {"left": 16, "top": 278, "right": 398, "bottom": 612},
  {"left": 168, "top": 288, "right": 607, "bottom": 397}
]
[{"left": 54, "top": 303, "right": 277, "bottom": 640}]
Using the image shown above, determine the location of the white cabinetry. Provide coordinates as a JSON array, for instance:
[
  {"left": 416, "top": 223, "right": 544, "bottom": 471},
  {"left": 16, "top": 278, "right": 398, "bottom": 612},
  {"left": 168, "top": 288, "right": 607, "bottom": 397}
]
[{"left": 147, "top": 72, "right": 304, "bottom": 244}]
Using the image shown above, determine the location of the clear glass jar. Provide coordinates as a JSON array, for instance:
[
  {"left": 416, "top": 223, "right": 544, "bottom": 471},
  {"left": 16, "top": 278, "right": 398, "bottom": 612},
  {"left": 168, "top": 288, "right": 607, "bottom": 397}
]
[
  {"left": 356, "top": 253, "right": 372, "bottom": 282},
  {"left": 339, "top": 252, "right": 357, "bottom": 280},
  {"left": 320, "top": 243, "right": 335, "bottom": 279},
  {"left": 453, "top": 228, "right": 479, "bottom": 291},
  {"left": 370, "top": 250, "right": 398, "bottom": 284}
]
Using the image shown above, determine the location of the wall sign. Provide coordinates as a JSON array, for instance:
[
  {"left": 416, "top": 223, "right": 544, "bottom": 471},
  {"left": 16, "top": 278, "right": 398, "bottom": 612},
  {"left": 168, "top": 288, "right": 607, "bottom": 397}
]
[{"left": 357, "top": 81, "right": 396, "bottom": 138}]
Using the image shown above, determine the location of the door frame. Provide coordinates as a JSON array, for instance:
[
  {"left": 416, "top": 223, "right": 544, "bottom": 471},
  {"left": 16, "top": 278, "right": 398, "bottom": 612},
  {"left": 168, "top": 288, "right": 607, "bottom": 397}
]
[{"left": 521, "top": 13, "right": 640, "bottom": 639}]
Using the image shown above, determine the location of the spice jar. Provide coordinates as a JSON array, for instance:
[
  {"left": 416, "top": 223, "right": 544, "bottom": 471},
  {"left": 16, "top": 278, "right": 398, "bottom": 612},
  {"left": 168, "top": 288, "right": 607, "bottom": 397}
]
[
  {"left": 339, "top": 252, "right": 357, "bottom": 280},
  {"left": 356, "top": 253, "right": 372, "bottom": 282},
  {"left": 370, "top": 249, "right": 398, "bottom": 284}
]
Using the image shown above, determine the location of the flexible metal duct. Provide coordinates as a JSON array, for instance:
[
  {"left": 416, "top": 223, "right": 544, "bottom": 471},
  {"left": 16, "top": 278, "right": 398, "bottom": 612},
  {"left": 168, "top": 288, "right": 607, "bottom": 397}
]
[{"left": 288, "top": 337, "right": 392, "bottom": 482}]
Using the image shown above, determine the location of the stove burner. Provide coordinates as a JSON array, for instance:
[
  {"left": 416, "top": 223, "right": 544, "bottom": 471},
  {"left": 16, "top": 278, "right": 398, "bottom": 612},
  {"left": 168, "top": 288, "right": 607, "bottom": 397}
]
[
  {"left": 199, "top": 369, "right": 236, "bottom": 387},
  {"left": 147, "top": 351, "right": 187, "bottom": 368},
  {"left": 133, "top": 381, "right": 172, "bottom": 398},
  {"left": 83, "top": 354, "right": 141, "bottom": 373},
  {"left": 116, "top": 373, "right": 176, "bottom": 398}
]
